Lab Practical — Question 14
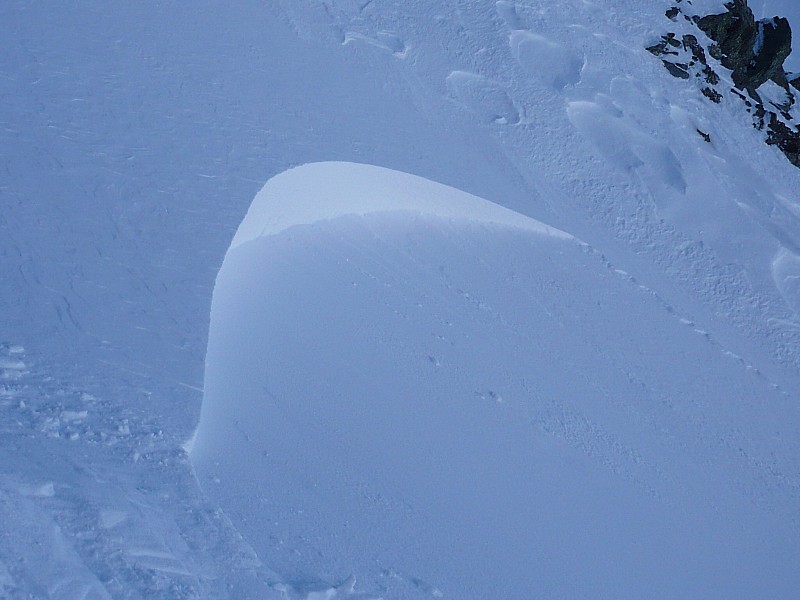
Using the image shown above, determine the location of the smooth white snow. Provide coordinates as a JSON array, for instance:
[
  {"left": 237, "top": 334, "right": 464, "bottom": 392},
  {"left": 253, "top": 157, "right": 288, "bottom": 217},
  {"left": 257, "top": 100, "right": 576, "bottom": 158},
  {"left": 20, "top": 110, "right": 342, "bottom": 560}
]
[
  {"left": 193, "top": 163, "right": 800, "bottom": 599},
  {"left": 230, "top": 162, "right": 570, "bottom": 250}
]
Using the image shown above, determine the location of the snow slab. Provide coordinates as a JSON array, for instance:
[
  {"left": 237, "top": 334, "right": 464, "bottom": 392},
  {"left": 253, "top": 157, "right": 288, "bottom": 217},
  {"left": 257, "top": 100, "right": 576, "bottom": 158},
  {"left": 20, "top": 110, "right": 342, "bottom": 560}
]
[
  {"left": 230, "top": 161, "right": 571, "bottom": 250},
  {"left": 193, "top": 163, "right": 800, "bottom": 600}
]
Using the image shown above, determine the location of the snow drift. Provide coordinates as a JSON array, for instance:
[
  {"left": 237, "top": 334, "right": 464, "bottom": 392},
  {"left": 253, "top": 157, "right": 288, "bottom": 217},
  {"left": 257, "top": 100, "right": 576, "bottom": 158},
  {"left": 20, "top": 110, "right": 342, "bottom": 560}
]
[
  {"left": 6, "top": 0, "right": 800, "bottom": 596},
  {"left": 192, "top": 162, "right": 800, "bottom": 599},
  {"left": 229, "top": 162, "right": 570, "bottom": 249}
]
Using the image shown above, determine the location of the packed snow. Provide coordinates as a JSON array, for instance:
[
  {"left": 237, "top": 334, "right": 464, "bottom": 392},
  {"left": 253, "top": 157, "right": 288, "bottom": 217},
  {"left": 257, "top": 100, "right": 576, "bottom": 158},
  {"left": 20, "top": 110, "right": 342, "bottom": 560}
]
[
  {"left": 194, "top": 163, "right": 800, "bottom": 598},
  {"left": 2, "top": 0, "right": 800, "bottom": 598},
  {"left": 229, "top": 162, "right": 570, "bottom": 249}
]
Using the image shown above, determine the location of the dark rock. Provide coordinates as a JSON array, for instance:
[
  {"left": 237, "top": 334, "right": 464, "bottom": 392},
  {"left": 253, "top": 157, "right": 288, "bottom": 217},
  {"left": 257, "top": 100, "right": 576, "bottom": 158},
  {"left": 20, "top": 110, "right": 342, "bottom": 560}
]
[
  {"left": 702, "top": 65, "right": 720, "bottom": 85},
  {"left": 753, "top": 102, "right": 767, "bottom": 129},
  {"left": 697, "top": 0, "right": 757, "bottom": 82},
  {"left": 697, "top": 1, "right": 793, "bottom": 93},
  {"left": 766, "top": 112, "right": 800, "bottom": 167},
  {"left": 730, "top": 87, "right": 749, "bottom": 102},
  {"left": 656, "top": 1, "right": 800, "bottom": 170},
  {"left": 751, "top": 17, "right": 792, "bottom": 88},
  {"left": 702, "top": 87, "right": 723, "bottom": 103},
  {"left": 708, "top": 43, "right": 724, "bottom": 61},
  {"left": 682, "top": 34, "right": 707, "bottom": 64},
  {"left": 647, "top": 33, "right": 682, "bottom": 56},
  {"left": 651, "top": 23, "right": 723, "bottom": 87},
  {"left": 772, "top": 66, "right": 790, "bottom": 89},
  {"left": 664, "top": 61, "right": 691, "bottom": 79}
]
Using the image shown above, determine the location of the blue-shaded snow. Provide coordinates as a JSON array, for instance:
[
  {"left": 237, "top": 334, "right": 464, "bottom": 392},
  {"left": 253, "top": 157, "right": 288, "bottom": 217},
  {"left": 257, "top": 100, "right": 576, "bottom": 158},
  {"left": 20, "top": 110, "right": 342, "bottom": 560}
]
[{"left": 193, "top": 164, "right": 800, "bottom": 599}]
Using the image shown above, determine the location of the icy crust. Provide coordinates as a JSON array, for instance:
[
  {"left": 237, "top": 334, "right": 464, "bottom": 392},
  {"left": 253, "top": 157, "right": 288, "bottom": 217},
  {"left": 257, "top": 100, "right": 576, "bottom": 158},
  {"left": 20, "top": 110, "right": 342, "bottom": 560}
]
[{"left": 230, "top": 162, "right": 571, "bottom": 250}]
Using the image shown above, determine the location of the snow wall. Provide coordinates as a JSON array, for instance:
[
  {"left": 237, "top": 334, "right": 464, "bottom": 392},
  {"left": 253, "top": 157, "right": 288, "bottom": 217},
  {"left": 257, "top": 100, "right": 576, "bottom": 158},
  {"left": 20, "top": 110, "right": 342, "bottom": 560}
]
[{"left": 191, "top": 162, "right": 800, "bottom": 600}]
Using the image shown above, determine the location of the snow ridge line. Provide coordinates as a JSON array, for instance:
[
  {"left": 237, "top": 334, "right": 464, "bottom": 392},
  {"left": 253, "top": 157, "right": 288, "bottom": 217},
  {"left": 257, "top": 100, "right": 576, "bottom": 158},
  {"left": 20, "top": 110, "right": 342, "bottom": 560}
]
[{"left": 229, "top": 162, "right": 572, "bottom": 251}]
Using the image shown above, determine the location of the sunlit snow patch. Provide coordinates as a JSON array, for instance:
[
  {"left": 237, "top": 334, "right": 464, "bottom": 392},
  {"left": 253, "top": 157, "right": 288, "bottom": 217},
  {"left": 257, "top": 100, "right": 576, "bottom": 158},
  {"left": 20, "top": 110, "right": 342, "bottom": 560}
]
[{"left": 193, "top": 162, "right": 800, "bottom": 599}]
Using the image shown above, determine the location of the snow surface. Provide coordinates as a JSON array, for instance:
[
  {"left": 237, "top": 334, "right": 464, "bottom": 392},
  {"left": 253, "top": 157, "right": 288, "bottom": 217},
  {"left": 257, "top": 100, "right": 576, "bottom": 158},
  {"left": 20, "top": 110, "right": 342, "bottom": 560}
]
[
  {"left": 2, "top": 0, "right": 800, "bottom": 598},
  {"left": 194, "top": 163, "right": 800, "bottom": 598},
  {"left": 230, "top": 162, "right": 570, "bottom": 249}
]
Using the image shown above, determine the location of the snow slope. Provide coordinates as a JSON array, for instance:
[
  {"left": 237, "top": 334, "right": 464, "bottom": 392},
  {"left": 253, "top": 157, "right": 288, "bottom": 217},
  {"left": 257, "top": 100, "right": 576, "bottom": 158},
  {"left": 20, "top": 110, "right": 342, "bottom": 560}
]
[
  {"left": 193, "top": 162, "right": 800, "bottom": 599},
  {"left": 2, "top": 0, "right": 800, "bottom": 598}
]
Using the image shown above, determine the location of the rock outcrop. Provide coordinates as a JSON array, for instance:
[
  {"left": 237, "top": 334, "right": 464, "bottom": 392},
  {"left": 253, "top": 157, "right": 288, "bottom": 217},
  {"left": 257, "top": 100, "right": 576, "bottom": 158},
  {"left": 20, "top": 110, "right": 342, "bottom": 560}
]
[
  {"left": 649, "top": 0, "right": 800, "bottom": 168},
  {"left": 697, "top": 0, "right": 792, "bottom": 93}
]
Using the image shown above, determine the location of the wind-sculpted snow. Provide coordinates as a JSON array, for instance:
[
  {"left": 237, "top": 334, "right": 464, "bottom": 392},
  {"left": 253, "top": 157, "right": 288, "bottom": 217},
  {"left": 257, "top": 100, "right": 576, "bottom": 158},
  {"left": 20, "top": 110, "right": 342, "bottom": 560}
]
[
  {"left": 4, "top": 0, "right": 800, "bottom": 597},
  {"left": 230, "top": 162, "right": 569, "bottom": 250},
  {"left": 193, "top": 164, "right": 800, "bottom": 599}
]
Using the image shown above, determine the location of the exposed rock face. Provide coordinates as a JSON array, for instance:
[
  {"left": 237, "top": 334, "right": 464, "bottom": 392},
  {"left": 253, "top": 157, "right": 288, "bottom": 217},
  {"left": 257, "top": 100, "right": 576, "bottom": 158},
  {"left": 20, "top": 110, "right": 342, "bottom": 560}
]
[
  {"left": 647, "top": 32, "right": 723, "bottom": 101},
  {"left": 754, "top": 18, "right": 793, "bottom": 87},
  {"left": 696, "top": 1, "right": 792, "bottom": 93},
  {"left": 767, "top": 111, "right": 800, "bottom": 166},
  {"left": 650, "top": 0, "right": 800, "bottom": 169}
]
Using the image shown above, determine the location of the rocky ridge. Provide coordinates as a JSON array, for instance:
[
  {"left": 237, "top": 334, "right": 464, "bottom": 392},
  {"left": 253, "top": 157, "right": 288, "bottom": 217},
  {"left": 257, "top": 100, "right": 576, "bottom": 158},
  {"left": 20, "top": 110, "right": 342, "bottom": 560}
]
[{"left": 649, "top": 0, "right": 800, "bottom": 167}]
